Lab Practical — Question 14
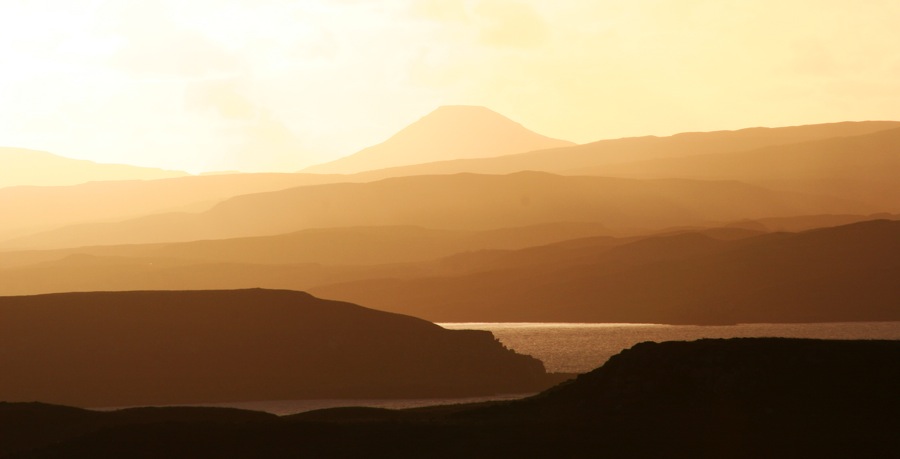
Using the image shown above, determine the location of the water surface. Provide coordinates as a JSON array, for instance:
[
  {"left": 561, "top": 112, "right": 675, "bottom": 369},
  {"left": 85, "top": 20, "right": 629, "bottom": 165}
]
[
  {"left": 441, "top": 321, "right": 900, "bottom": 373},
  {"left": 109, "top": 322, "right": 900, "bottom": 415}
]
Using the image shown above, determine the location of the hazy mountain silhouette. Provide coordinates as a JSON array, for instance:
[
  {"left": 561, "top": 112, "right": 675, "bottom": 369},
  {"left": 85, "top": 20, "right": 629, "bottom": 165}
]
[
  {"left": 429, "top": 226, "right": 766, "bottom": 276},
  {"left": 0, "top": 289, "right": 561, "bottom": 408},
  {"left": 2, "top": 172, "right": 858, "bottom": 250},
  {"left": 723, "top": 212, "right": 900, "bottom": 233},
  {"left": 575, "top": 126, "right": 900, "bottom": 179},
  {"left": 303, "top": 106, "right": 574, "bottom": 174},
  {"left": 311, "top": 219, "right": 900, "bottom": 323},
  {"left": 0, "top": 147, "right": 187, "bottom": 188},
  {"left": 5, "top": 121, "right": 891, "bottom": 246},
  {"left": 576, "top": 126, "right": 900, "bottom": 211},
  {"left": 3, "top": 339, "right": 897, "bottom": 458},
  {"left": 5, "top": 217, "right": 892, "bottom": 319},
  {"left": 0, "top": 255, "right": 418, "bottom": 297},
  {"left": 336, "top": 120, "right": 900, "bottom": 180},
  {"left": 0, "top": 172, "right": 347, "bottom": 240},
  {"left": 0, "top": 250, "right": 586, "bottom": 298},
  {"left": 0, "top": 223, "right": 613, "bottom": 296},
  {"left": 0, "top": 222, "right": 611, "bottom": 269}
]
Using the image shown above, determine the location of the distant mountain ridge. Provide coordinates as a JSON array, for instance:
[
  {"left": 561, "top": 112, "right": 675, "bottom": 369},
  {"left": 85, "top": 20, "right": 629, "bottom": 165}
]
[
  {"left": 310, "top": 219, "right": 900, "bottom": 323},
  {"left": 0, "top": 147, "right": 187, "bottom": 188},
  {"left": 574, "top": 126, "right": 900, "bottom": 212},
  {"left": 0, "top": 172, "right": 346, "bottom": 240},
  {"left": 3, "top": 215, "right": 893, "bottom": 300},
  {"left": 342, "top": 120, "right": 900, "bottom": 179},
  {"left": 4, "top": 120, "right": 893, "bottom": 243},
  {"left": 0, "top": 222, "right": 612, "bottom": 270},
  {"left": 304, "top": 105, "right": 574, "bottom": 174},
  {"left": 574, "top": 125, "right": 900, "bottom": 180},
  {"left": 0, "top": 222, "right": 617, "bottom": 297},
  {"left": 0, "top": 172, "right": 858, "bottom": 249}
]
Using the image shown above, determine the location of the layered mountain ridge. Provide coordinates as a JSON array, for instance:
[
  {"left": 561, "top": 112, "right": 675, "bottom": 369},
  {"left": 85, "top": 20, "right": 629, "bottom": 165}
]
[
  {"left": 0, "top": 147, "right": 187, "bottom": 188},
  {"left": 310, "top": 219, "right": 900, "bottom": 323},
  {"left": 0, "top": 171, "right": 858, "bottom": 250}
]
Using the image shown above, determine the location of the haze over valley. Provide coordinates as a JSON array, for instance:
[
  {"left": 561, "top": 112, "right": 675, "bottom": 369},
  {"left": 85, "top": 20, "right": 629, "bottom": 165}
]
[
  {"left": 3, "top": 107, "right": 897, "bottom": 327},
  {"left": 2, "top": 1, "right": 899, "bottom": 456},
  {"left": 4, "top": 109, "right": 898, "bottom": 459}
]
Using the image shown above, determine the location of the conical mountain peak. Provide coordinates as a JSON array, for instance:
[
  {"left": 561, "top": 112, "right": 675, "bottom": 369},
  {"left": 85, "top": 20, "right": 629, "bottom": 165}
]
[
  {"left": 426, "top": 105, "right": 504, "bottom": 117},
  {"left": 304, "top": 106, "right": 573, "bottom": 174}
]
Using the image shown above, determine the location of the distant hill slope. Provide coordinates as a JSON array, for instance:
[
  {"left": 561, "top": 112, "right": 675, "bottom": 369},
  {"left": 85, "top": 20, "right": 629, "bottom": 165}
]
[
  {"left": 3, "top": 216, "right": 893, "bottom": 299},
  {"left": 0, "top": 289, "right": 556, "bottom": 408},
  {"left": 2, "top": 171, "right": 859, "bottom": 250},
  {"left": 3, "top": 338, "right": 898, "bottom": 458},
  {"left": 0, "top": 222, "right": 615, "bottom": 297},
  {"left": 0, "top": 148, "right": 187, "bottom": 188},
  {"left": 311, "top": 219, "right": 900, "bottom": 324},
  {"left": 575, "top": 126, "right": 900, "bottom": 212},
  {"left": 577, "top": 126, "right": 900, "bottom": 180},
  {"left": 303, "top": 106, "right": 574, "bottom": 174},
  {"left": 341, "top": 120, "right": 900, "bottom": 179},
  {"left": 0, "top": 222, "right": 612, "bottom": 269},
  {"left": 0, "top": 172, "right": 347, "bottom": 240}
]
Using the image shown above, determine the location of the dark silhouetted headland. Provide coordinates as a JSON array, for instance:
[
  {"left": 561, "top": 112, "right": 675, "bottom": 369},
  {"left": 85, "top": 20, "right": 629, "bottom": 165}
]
[{"left": 0, "top": 289, "right": 560, "bottom": 407}]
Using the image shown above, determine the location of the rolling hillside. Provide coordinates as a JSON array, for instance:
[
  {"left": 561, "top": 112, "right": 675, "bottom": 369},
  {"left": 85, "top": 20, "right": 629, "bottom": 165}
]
[
  {"left": 0, "top": 147, "right": 187, "bottom": 188},
  {"left": 311, "top": 219, "right": 900, "bottom": 324},
  {"left": 341, "top": 120, "right": 900, "bottom": 180},
  {"left": 0, "top": 172, "right": 347, "bottom": 240},
  {"left": 574, "top": 127, "right": 900, "bottom": 211},
  {"left": 2, "top": 172, "right": 859, "bottom": 249}
]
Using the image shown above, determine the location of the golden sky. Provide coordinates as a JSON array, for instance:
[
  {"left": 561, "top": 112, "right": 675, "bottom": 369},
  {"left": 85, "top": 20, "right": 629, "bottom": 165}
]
[{"left": 2, "top": 0, "right": 899, "bottom": 173}]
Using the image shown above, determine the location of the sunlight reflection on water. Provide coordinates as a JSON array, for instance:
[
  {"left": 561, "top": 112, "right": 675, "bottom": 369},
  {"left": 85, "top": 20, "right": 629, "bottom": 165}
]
[
  {"left": 101, "top": 322, "right": 900, "bottom": 415},
  {"left": 193, "top": 393, "right": 531, "bottom": 416},
  {"left": 440, "top": 321, "right": 900, "bottom": 373}
]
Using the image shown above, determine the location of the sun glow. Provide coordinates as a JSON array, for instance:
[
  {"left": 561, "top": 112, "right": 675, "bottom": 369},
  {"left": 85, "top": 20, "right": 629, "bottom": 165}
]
[{"left": 1, "top": 0, "right": 899, "bottom": 173}]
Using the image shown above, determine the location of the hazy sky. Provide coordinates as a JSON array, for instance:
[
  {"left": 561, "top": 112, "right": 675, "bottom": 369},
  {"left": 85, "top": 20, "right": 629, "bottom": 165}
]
[{"left": 2, "top": 0, "right": 899, "bottom": 173}]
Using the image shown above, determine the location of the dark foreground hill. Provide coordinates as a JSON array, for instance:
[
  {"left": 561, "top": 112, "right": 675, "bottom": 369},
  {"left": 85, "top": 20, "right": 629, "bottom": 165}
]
[
  {"left": 3, "top": 338, "right": 898, "bottom": 458},
  {"left": 0, "top": 289, "right": 558, "bottom": 407}
]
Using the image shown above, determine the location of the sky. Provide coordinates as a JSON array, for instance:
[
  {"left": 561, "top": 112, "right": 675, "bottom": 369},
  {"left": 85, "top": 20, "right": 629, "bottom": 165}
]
[{"left": 1, "top": 0, "right": 899, "bottom": 173}]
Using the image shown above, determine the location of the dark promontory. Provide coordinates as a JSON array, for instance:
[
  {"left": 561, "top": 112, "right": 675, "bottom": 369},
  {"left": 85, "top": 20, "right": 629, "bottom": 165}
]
[{"left": 0, "top": 289, "right": 555, "bottom": 407}]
